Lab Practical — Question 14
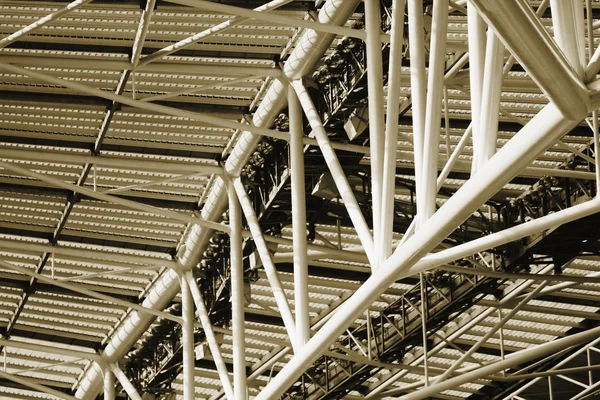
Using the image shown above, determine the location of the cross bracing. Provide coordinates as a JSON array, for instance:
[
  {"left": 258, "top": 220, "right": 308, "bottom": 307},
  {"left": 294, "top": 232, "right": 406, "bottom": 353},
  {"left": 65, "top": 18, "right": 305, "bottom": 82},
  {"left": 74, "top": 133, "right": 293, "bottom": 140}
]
[{"left": 1, "top": 1, "right": 600, "bottom": 399}]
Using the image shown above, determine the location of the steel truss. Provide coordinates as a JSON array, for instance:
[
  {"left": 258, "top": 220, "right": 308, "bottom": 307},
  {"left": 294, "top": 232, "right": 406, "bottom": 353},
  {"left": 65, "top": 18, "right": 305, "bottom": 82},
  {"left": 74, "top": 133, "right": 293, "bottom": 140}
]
[{"left": 1, "top": 0, "right": 600, "bottom": 400}]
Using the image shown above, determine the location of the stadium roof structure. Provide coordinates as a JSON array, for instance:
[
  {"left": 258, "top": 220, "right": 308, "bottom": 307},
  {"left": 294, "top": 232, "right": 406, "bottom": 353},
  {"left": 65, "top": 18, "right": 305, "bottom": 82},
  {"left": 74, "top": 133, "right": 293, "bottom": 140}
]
[{"left": 1, "top": 0, "right": 600, "bottom": 399}]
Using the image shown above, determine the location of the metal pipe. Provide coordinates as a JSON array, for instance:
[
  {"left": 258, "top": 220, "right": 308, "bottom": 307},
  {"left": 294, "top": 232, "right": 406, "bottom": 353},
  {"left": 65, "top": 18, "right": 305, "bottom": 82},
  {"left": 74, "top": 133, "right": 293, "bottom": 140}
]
[
  {"left": 470, "top": 0, "right": 589, "bottom": 120},
  {"left": 0, "top": 148, "right": 222, "bottom": 175},
  {"left": 228, "top": 181, "right": 247, "bottom": 400},
  {"left": 433, "top": 282, "right": 548, "bottom": 385},
  {"left": 550, "top": 0, "right": 586, "bottom": 78},
  {"left": 233, "top": 179, "right": 298, "bottom": 351},
  {"left": 131, "top": 0, "right": 156, "bottom": 66},
  {"left": 403, "top": 325, "right": 600, "bottom": 399},
  {"left": 466, "top": 0, "right": 487, "bottom": 174},
  {"left": 0, "top": 239, "right": 176, "bottom": 269},
  {"left": 0, "top": 0, "right": 92, "bottom": 49},
  {"left": 420, "top": 0, "right": 449, "bottom": 223},
  {"left": 291, "top": 80, "right": 375, "bottom": 264},
  {"left": 364, "top": 0, "right": 387, "bottom": 268},
  {"left": 186, "top": 272, "right": 234, "bottom": 400},
  {"left": 593, "top": 110, "right": 600, "bottom": 195},
  {"left": 75, "top": 1, "right": 361, "bottom": 397},
  {"left": 181, "top": 276, "right": 196, "bottom": 400},
  {"left": 0, "top": 159, "right": 230, "bottom": 234},
  {"left": 103, "top": 369, "right": 115, "bottom": 400},
  {"left": 138, "top": 0, "right": 294, "bottom": 66},
  {"left": 365, "top": 267, "right": 550, "bottom": 397},
  {"left": 166, "top": 0, "right": 374, "bottom": 41},
  {"left": 407, "top": 0, "right": 427, "bottom": 227},
  {"left": 110, "top": 364, "right": 141, "bottom": 400},
  {"left": 477, "top": 28, "right": 504, "bottom": 168},
  {"left": 381, "top": 0, "right": 407, "bottom": 259},
  {"left": 254, "top": 101, "right": 588, "bottom": 399},
  {"left": 0, "top": 369, "right": 77, "bottom": 400},
  {"left": 288, "top": 87, "right": 310, "bottom": 348}
]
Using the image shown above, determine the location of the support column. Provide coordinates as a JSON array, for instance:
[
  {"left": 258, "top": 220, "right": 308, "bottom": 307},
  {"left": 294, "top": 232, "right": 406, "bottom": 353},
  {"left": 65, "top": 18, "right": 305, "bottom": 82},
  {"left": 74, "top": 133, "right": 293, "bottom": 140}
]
[
  {"left": 381, "top": 0, "right": 406, "bottom": 259},
  {"left": 181, "top": 275, "right": 196, "bottom": 400},
  {"left": 550, "top": 0, "right": 586, "bottom": 78},
  {"left": 467, "top": 0, "right": 487, "bottom": 175},
  {"left": 407, "top": 0, "right": 427, "bottom": 228},
  {"left": 420, "top": 0, "right": 448, "bottom": 222},
  {"left": 228, "top": 181, "right": 247, "bottom": 400},
  {"left": 477, "top": 28, "right": 505, "bottom": 169},
  {"left": 291, "top": 80, "right": 375, "bottom": 264},
  {"left": 186, "top": 271, "right": 234, "bottom": 400},
  {"left": 364, "top": 0, "right": 386, "bottom": 268},
  {"left": 288, "top": 86, "right": 310, "bottom": 348},
  {"left": 103, "top": 368, "right": 115, "bottom": 400}
]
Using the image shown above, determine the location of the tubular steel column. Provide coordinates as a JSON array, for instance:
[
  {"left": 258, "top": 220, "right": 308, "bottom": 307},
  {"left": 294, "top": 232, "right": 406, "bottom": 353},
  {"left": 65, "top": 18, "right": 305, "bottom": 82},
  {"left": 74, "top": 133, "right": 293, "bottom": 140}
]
[
  {"left": 181, "top": 275, "right": 196, "bottom": 400},
  {"left": 420, "top": 0, "right": 448, "bottom": 223},
  {"left": 477, "top": 28, "right": 504, "bottom": 168},
  {"left": 467, "top": 0, "right": 487, "bottom": 175},
  {"left": 364, "top": 0, "right": 387, "bottom": 268},
  {"left": 381, "top": 0, "right": 406, "bottom": 259},
  {"left": 292, "top": 80, "right": 375, "bottom": 264},
  {"left": 407, "top": 0, "right": 427, "bottom": 228},
  {"left": 550, "top": 0, "right": 586, "bottom": 78},
  {"left": 103, "top": 369, "right": 115, "bottom": 400},
  {"left": 288, "top": 87, "right": 310, "bottom": 348},
  {"left": 228, "top": 181, "right": 247, "bottom": 400}
]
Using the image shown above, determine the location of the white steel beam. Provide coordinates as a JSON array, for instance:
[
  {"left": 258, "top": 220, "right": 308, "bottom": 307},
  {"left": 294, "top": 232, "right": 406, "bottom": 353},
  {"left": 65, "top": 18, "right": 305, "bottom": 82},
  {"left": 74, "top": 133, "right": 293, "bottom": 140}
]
[
  {"left": 0, "top": 259, "right": 184, "bottom": 325},
  {"left": 467, "top": 0, "right": 487, "bottom": 174},
  {"left": 103, "top": 369, "right": 115, "bottom": 400},
  {"left": 288, "top": 86, "right": 310, "bottom": 348},
  {"left": 407, "top": 0, "right": 427, "bottom": 228},
  {"left": 477, "top": 28, "right": 504, "bottom": 169},
  {"left": 131, "top": 0, "right": 156, "bottom": 66},
  {"left": 421, "top": 0, "right": 449, "bottom": 223},
  {"left": 109, "top": 364, "right": 141, "bottom": 400},
  {"left": 550, "top": 0, "right": 586, "bottom": 78},
  {"left": 232, "top": 178, "right": 298, "bottom": 351},
  {"left": 470, "top": 0, "right": 589, "bottom": 120},
  {"left": 138, "top": 0, "right": 294, "bottom": 67},
  {"left": 0, "top": 149, "right": 222, "bottom": 175},
  {"left": 291, "top": 80, "right": 375, "bottom": 265},
  {"left": 254, "top": 97, "right": 590, "bottom": 399},
  {"left": 228, "top": 181, "right": 247, "bottom": 400},
  {"left": 364, "top": 0, "right": 386, "bottom": 269},
  {"left": 0, "top": 0, "right": 92, "bottom": 49},
  {"left": 185, "top": 272, "right": 234, "bottom": 400},
  {"left": 0, "top": 63, "right": 366, "bottom": 155},
  {"left": 164, "top": 0, "right": 386, "bottom": 42},
  {"left": 381, "top": 0, "right": 406, "bottom": 259},
  {"left": 0, "top": 369, "right": 77, "bottom": 400},
  {"left": 0, "top": 158, "right": 230, "bottom": 234},
  {"left": 403, "top": 325, "right": 600, "bottom": 399},
  {"left": 180, "top": 275, "right": 196, "bottom": 400}
]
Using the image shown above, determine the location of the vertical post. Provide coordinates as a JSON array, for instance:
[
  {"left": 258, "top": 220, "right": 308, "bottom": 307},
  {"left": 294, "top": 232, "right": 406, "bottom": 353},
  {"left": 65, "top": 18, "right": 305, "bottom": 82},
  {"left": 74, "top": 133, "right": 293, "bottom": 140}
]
[
  {"left": 228, "top": 181, "right": 247, "bottom": 400},
  {"left": 548, "top": 376, "right": 554, "bottom": 400},
  {"left": 186, "top": 271, "right": 234, "bottom": 400},
  {"left": 407, "top": 0, "right": 427, "bottom": 228},
  {"left": 291, "top": 81, "right": 374, "bottom": 264},
  {"left": 381, "top": 0, "right": 407, "bottom": 260},
  {"left": 467, "top": 0, "right": 486, "bottom": 175},
  {"left": 419, "top": 273, "right": 429, "bottom": 386},
  {"left": 181, "top": 275, "right": 196, "bottom": 400},
  {"left": 364, "top": 0, "right": 386, "bottom": 269},
  {"left": 477, "top": 28, "right": 504, "bottom": 169},
  {"left": 103, "top": 368, "right": 115, "bottom": 400},
  {"left": 420, "top": 0, "right": 448, "bottom": 223},
  {"left": 109, "top": 364, "right": 142, "bottom": 400},
  {"left": 550, "top": 0, "right": 586, "bottom": 78},
  {"left": 288, "top": 86, "right": 310, "bottom": 348}
]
